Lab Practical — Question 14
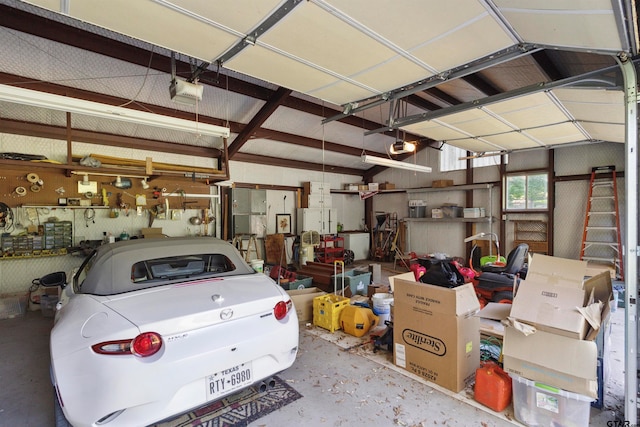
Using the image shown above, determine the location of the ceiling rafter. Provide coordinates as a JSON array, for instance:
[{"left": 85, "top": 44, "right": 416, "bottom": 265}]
[
  {"left": 227, "top": 87, "right": 292, "bottom": 157},
  {"left": 424, "top": 87, "right": 462, "bottom": 106},
  {"left": 461, "top": 74, "right": 501, "bottom": 96},
  {"left": 531, "top": 51, "right": 566, "bottom": 82},
  {"left": 232, "top": 152, "right": 363, "bottom": 176},
  {"left": 253, "top": 128, "right": 365, "bottom": 157},
  {"left": 0, "top": 118, "right": 222, "bottom": 158}
]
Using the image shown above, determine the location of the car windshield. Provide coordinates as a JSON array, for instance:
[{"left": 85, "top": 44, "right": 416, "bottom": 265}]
[{"left": 131, "top": 254, "right": 236, "bottom": 283}]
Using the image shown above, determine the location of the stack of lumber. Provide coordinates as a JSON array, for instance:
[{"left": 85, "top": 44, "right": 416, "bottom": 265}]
[{"left": 296, "top": 261, "right": 347, "bottom": 294}]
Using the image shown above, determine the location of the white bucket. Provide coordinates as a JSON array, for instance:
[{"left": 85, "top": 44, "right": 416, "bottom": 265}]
[
  {"left": 250, "top": 259, "right": 264, "bottom": 273},
  {"left": 372, "top": 293, "right": 393, "bottom": 325}
]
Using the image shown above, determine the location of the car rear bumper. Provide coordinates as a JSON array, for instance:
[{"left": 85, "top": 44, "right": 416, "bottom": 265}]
[{"left": 53, "top": 314, "right": 298, "bottom": 426}]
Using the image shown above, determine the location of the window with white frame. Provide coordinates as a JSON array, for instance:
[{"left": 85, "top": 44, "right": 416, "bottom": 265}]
[
  {"left": 505, "top": 172, "right": 548, "bottom": 211},
  {"left": 439, "top": 144, "right": 506, "bottom": 171}
]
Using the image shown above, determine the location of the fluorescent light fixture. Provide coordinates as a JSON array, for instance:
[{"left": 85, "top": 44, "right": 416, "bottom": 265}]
[
  {"left": 389, "top": 141, "right": 416, "bottom": 154},
  {"left": 361, "top": 154, "right": 431, "bottom": 173},
  {"left": 0, "top": 84, "right": 230, "bottom": 138}
]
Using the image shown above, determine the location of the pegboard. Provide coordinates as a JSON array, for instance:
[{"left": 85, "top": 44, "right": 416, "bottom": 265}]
[{"left": 0, "top": 166, "right": 213, "bottom": 210}]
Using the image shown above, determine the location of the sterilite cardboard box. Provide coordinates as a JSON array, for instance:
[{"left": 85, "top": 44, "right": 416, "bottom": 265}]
[{"left": 393, "top": 278, "right": 480, "bottom": 393}]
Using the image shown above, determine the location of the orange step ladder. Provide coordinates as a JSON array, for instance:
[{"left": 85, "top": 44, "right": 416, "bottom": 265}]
[{"left": 580, "top": 165, "right": 624, "bottom": 280}]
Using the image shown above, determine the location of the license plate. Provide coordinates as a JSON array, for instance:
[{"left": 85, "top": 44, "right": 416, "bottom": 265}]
[{"left": 206, "top": 362, "right": 253, "bottom": 400}]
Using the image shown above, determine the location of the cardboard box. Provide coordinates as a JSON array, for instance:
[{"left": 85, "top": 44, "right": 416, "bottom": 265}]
[
  {"left": 388, "top": 271, "right": 415, "bottom": 292},
  {"left": 502, "top": 325, "right": 598, "bottom": 398},
  {"left": 432, "top": 179, "right": 454, "bottom": 188},
  {"left": 367, "top": 283, "right": 390, "bottom": 298},
  {"left": 393, "top": 279, "right": 480, "bottom": 392},
  {"left": 585, "top": 261, "right": 616, "bottom": 279},
  {"left": 379, "top": 182, "right": 396, "bottom": 190},
  {"left": 476, "top": 302, "right": 510, "bottom": 338},
  {"left": 431, "top": 208, "right": 443, "bottom": 219},
  {"left": 286, "top": 287, "right": 326, "bottom": 322},
  {"left": 368, "top": 183, "right": 379, "bottom": 191},
  {"left": 141, "top": 227, "right": 164, "bottom": 238},
  {"left": 510, "top": 254, "right": 613, "bottom": 340}
]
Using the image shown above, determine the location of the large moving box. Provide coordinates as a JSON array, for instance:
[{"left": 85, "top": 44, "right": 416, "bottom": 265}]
[
  {"left": 503, "top": 260, "right": 613, "bottom": 399},
  {"left": 510, "top": 254, "right": 611, "bottom": 340},
  {"left": 393, "top": 278, "right": 480, "bottom": 392},
  {"left": 502, "top": 326, "right": 598, "bottom": 398}
]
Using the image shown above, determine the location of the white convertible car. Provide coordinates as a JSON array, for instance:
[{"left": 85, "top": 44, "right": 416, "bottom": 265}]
[{"left": 40, "top": 236, "right": 299, "bottom": 427}]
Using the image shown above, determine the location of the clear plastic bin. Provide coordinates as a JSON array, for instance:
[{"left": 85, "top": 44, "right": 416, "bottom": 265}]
[
  {"left": 510, "top": 374, "right": 593, "bottom": 427},
  {"left": 40, "top": 294, "right": 59, "bottom": 318}
]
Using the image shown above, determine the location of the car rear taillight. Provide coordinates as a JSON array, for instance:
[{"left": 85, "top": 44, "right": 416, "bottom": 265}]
[
  {"left": 132, "top": 332, "right": 163, "bottom": 357},
  {"left": 274, "top": 299, "right": 292, "bottom": 320},
  {"left": 91, "top": 332, "right": 163, "bottom": 357}
]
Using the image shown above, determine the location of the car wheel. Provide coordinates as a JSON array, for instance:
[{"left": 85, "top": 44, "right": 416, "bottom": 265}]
[
  {"left": 53, "top": 388, "right": 71, "bottom": 427},
  {"left": 343, "top": 250, "right": 355, "bottom": 265}
]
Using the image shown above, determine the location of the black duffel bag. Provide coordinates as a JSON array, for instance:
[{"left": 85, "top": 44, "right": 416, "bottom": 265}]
[{"left": 419, "top": 260, "right": 465, "bottom": 288}]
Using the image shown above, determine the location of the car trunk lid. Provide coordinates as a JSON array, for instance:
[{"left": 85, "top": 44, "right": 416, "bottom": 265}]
[{"left": 102, "top": 275, "right": 286, "bottom": 335}]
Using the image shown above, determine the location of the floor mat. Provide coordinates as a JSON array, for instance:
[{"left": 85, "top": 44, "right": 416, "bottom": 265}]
[{"left": 152, "top": 376, "right": 302, "bottom": 427}]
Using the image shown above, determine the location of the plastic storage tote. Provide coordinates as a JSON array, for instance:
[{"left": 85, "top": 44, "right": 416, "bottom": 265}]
[{"left": 510, "top": 374, "right": 593, "bottom": 427}]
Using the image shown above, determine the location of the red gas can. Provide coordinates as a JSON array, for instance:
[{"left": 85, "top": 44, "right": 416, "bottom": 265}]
[
  {"left": 474, "top": 362, "right": 512, "bottom": 412},
  {"left": 410, "top": 264, "right": 426, "bottom": 281}
]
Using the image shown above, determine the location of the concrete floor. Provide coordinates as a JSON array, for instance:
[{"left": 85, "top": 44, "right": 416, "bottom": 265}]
[{"left": 0, "top": 262, "right": 627, "bottom": 427}]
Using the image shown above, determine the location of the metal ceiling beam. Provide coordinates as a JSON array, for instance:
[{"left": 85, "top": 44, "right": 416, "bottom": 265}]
[
  {"left": 215, "top": 0, "right": 303, "bottom": 65},
  {"left": 367, "top": 61, "right": 625, "bottom": 134},
  {"left": 253, "top": 129, "right": 366, "bottom": 157},
  {"left": 227, "top": 87, "right": 292, "bottom": 157},
  {"left": 0, "top": 118, "right": 222, "bottom": 157},
  {"left": 323, "top": 43, "right": 541, "bottom": 124},
  {"left": 231, "top": 152, "right": 364, "bottom": 176}
]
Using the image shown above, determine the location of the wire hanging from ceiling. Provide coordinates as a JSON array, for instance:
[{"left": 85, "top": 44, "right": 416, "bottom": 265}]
[{"left": 118, "top": 45, "right": 155, "bottom": 108}]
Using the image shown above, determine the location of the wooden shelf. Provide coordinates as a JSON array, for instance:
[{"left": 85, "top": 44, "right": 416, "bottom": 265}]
[
  {"left": 331, "top": 183, "right": 495, "bottom": 195},
  {"left": 405, "top": 183, "right": 494, "bottom": 193},
  {"left": 404, "top": 217, "right": 495, "bottom": 223},
  {"left": 513, "top": 220, "right": 549, "bottom": 254}
]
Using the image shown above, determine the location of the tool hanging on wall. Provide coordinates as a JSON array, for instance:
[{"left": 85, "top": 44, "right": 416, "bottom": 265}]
[
  {"left": 84, "top": 208, "right": 96, "bottom": 227},
  {"left": 26, "top": 172, "right": 44, "bottom": 192},
  {"left": 26, "top": 172, "right": 39, "bottom": 183},
  {"left": 14, "top": 186, "right": 27, "bottom": 197}
]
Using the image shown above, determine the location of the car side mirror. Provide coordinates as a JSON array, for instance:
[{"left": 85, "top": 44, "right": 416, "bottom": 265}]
[{"left": 38, "top": 271, "right": 67, "bottom": 287}]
